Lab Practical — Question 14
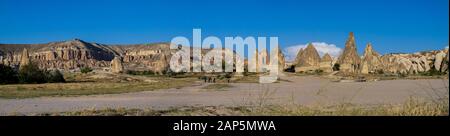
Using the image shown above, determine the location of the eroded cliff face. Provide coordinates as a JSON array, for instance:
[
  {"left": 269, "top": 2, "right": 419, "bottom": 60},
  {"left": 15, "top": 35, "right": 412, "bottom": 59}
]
[
  {"left": 360, "top": 43, "right": 382, "bottom": 74},
  {"left": 295, "top": 43, "right": 321, "bottom": 72},
  {"left": 319, "top": 53, "right": 333, "bottom": 73},
  {"left": 0, "top": 39, "right": 172, "bottom": 73},
  {"left": 2, "top": 38, "right": 448, "bottom": 76}
]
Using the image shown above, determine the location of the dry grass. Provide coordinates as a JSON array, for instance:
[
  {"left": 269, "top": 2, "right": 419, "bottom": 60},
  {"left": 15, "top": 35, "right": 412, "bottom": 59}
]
[
  {"left": 201, "top": 84, "right": 233, "bottom": 90},
  {"left": 0, "top": 77, "right": 194, "bottom": 99},
  {"left": 42, "top": 97, "right": 448, "bottom": 116},
  {"left": 233, "top": 75, "right": 260, "bottom": 83}
]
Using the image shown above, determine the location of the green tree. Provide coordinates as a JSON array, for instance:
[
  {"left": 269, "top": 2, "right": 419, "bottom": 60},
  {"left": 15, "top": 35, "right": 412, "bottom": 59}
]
[
  {"left": 18, "top": 62, "right": 46, "bottom": 84},
  {"left": 333, "top": 64, "right": 340, "bottom": 71}
]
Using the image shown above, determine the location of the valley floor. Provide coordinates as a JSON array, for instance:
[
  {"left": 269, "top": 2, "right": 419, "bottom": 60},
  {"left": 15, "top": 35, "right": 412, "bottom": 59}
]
[{"left": 0, "top": 75, "right": 448, "bottom": 116}]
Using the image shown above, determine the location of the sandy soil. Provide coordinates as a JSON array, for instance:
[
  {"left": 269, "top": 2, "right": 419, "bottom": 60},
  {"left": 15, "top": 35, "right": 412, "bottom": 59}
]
[{"left": 0, "top": 76, "right": 448, "bottom": 115}]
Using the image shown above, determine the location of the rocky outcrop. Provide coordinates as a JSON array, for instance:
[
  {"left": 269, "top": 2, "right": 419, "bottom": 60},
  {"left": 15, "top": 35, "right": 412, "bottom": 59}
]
[
  {"left": 113, "top": 43, "right": 171, "bottom": 73},
  {"left": 248, "top": 48, "right": 269, "bottom": 73},
  {"left": 378, "top": 49, "right": 449, "bottom": 74},
  {"left": 2, "top": 37, "right": 448, "bottom": 76},
  {"left": 294, "top": 48, "right": 304, "bottom": 66},
  {"left": 434, "top": 51, "right": 446, "bottom": 71},
  {"left": 19, "top": 48, "right": 30, "bottom": 69},
  {"left": 360, "top": 43, "right": 382, "bottom": 74},
  {"left": 111, "top": 56, "right": 124, "bottom": 73},
  {"left": 441, "top": 48, "right": 449, "bottom": 72},
  {"left": 319, "top": 53, "right": 333, "bottom": 73},
  {"left": 295, "top": 43, "right": 321, "bottom": 72},
  {"left": 0, "top": 39, "right": 174, "bottom": 73},
  {"left": 336, "top": 32, "right": 361, "bottom": 74}
]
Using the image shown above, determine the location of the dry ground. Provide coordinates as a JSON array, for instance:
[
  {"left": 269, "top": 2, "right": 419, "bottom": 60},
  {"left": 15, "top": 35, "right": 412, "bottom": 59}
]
[{"left": 0, "top": 73, "right": 448, "bottom": 116}]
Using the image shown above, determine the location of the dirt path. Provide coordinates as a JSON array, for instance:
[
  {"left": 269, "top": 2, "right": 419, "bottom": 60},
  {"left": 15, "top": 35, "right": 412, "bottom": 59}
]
[{"left": 0, "top": 76, "right": 448, "bottom": 115}]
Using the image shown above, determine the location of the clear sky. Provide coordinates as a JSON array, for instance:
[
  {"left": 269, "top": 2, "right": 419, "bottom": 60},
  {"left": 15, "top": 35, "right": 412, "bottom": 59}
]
[{"left": 0, "top": 0, "right": 448, "bottom": 55}]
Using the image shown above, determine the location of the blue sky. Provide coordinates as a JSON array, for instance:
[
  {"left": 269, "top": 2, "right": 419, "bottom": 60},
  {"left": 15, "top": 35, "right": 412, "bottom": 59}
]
[{"left": 0, "top": 0, "right": 448, "bottom": 57}]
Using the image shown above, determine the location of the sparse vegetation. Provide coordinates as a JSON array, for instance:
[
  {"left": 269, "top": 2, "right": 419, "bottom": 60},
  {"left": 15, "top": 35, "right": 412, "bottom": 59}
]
[
  {"left": 314, "top": 69, "right": 324, "bottom": 74},
  {"left": 80, "top": 67, "right": 93, "bottom": 74},
  {"left": 202, "top": 84, "right": 233, "bottom": 90},
  {"left": 126, "top": 70, "right": 155, "bottom": 75},
  {"left": 284, "top": 65, "right": 295, "bottom": 72},
  {"left": 0, "top": 77, "right": 194, "bottom": 99}
]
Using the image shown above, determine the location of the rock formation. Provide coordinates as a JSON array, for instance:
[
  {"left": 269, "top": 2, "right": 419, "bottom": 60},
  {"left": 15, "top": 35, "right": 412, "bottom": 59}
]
[
  {"left": 110, "top": 56, "right": 124, "bottom": 73},
  {"left": 295, "top": 43, "right": 321, "bottom": 72},
  {"left": 0, "top": 39, "right": 117, "bottom": 70},
  {"left": 269, "top": 47, "right": 286, "bottom": 73},
  {"left": 434, "top": 51, "right": 446, "bottom": 71},
  {"left": 360, "top": 43, "right": 382, "bottom": 74},
  {"left": 336, "top": 32, "right": 361, "bottom": 74},
  {"left": 19, "top": 48, "right": 30, "bottom": 69},
  {"left": 319, "top": 53, "right": 333, "bottom": 73},
  {"left": 2, "top": 37, "right": 448, "bottom": 76}
]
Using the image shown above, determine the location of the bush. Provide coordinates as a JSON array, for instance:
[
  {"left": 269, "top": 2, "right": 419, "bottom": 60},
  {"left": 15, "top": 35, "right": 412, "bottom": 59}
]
[
  {"left": 420, "top": 68, "right": 444, "bottom": 76},
  {"left": 0, "top": 64, "right": 18, "bottom": 84},
  {"left": 1, "top": 63, "right": 65, "bottom": 84},
  {"left": 18, "top": 62, "right": 47, "bottom": 84},
  {"left": 333, "top": 64, "right": 340, "bottom": 71},
  {"left": 46, "top": 70, "right": 65, "bottom": 83},
  {"left": 126, "top": 70, "right": 155, "bottom": 75},
  {"left": 375, "top": 69, "right": 384, "bottom": 75},
  {"left": 80, "top": 67, "right": 93, "bottom": 74}
]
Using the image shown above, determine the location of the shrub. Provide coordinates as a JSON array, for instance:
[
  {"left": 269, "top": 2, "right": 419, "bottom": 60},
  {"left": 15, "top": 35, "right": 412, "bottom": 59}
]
[
  {"left": 46, "top": 70, "right": 65, "bottom": 83},
  {"left": 333, "top": 64, "right": 340, "bottom": 71},
  {"left": 420, "top": 68, "right": 444, "bottom": 76},
  {"left": 80, "top": 67, "right": 93, "bottom": 74},
  {"left": 18, "top": 62, "right": 47, "bottom": 84},
  {"left": 0, "top": 64, "right": 18, "bottom": 84},
  {"left": 126, "top": 70, "right": 155, "bottom": 75},
  {"left": 224, "top": 72, "right": 232, "bottom": 78},
  {"left": 314, "top": 69, "right": 324, "bottom": 74},
  {"left": 375, "top": 69, "right": 384, "bottom": 75}
]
